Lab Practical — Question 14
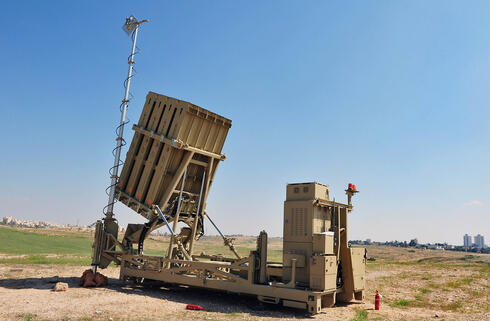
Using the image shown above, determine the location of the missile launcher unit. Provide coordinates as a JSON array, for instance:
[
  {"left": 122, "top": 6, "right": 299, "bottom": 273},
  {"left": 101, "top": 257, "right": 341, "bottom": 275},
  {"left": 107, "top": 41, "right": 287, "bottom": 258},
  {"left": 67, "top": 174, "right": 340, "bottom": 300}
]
[{"left": 91, "top": 91, "right": 365, "bottom": 314}]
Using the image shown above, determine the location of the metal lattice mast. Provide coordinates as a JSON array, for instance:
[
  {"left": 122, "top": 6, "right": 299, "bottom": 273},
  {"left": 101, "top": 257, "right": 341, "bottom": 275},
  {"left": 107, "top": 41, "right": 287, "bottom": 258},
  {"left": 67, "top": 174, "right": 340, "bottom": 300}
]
[{"left": 105, "top": 16, "right": 148, "bottom": 218}]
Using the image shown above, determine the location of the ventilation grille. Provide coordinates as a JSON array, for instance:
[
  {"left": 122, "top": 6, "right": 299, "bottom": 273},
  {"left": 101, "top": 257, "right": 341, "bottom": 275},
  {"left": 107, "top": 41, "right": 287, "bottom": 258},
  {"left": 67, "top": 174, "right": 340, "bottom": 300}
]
[{"left": 290, "top": 207, "right": 307, "bottom": 237}]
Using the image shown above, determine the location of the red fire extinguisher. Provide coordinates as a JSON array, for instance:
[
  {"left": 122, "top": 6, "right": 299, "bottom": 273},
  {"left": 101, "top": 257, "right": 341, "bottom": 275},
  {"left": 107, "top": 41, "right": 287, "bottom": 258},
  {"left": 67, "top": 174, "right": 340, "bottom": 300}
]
[{"left": 375, "top": 290, "right": 381, "bottom": 310}]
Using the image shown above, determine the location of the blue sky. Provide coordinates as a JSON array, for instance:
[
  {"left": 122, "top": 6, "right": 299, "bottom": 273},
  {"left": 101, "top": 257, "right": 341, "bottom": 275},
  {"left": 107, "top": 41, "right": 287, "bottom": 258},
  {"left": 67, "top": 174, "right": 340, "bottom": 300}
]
[{"left": 1, "top": 1, "right": 489, "bottom": 244}]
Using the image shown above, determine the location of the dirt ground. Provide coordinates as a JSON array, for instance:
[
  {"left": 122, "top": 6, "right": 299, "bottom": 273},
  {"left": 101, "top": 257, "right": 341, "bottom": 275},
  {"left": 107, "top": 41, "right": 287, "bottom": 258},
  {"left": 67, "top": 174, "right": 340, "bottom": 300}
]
[{"left": 1, "top": 246, "right": 489, "bottom": 321}]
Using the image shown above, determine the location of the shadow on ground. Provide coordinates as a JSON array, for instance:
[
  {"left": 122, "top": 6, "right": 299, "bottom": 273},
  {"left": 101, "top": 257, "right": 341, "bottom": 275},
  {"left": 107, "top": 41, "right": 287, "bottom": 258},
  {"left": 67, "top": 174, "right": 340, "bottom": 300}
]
[
  {"left": 0, "top": 275, "right": 363, "bottom": 319},
  {"left": 0, "top": 275, "right": 80, "bottom": 290}
]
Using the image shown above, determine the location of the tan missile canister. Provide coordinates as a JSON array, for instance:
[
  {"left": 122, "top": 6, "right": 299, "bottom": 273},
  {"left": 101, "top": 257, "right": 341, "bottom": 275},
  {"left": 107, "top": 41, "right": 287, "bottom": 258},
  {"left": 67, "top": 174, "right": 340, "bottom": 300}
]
[{"left": 115, "top": 91, "right": 231, "bottom": 220}]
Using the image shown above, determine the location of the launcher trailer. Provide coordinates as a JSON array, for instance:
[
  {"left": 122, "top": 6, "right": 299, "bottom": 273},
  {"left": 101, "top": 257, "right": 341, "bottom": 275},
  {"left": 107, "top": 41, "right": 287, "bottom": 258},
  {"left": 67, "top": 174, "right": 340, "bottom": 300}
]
[{"left": 91, "top": 91, "right": 366, "bottom": 314}]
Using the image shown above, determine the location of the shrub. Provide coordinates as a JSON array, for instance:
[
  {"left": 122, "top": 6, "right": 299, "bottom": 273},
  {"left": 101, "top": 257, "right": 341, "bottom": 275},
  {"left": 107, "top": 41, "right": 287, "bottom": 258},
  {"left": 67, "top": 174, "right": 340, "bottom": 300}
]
[
  {"left": 351, "top": 309, "right": 368, "bottom": 321},
  {"left": 391, "top": 299, "right": 410, "bottom": 307}
]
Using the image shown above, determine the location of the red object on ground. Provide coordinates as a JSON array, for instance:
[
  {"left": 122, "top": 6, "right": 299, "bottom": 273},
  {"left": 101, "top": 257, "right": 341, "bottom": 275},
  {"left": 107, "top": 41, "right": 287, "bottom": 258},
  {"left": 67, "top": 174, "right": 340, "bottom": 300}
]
[
  {"left": 80, "top": 269, "right": 96, "bottom": 287},
  {"left": 94, "top": 272, "right": 108, "bottom": 287},
  {"left": 375, "top": 290, "right": 381, "bottom": 310},
  {"left": 80, "top": 269, "right": 108, "bottom": 287},
  {"left": 186, "top": 304, "right": 206, "bottom": 311}
]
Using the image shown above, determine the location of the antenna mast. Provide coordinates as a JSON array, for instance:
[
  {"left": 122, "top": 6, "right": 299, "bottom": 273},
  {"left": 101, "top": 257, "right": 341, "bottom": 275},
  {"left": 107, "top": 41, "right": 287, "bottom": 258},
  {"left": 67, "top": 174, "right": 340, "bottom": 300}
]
[{"left": 105, "top": 15, "right": 149, "bottom": 219}]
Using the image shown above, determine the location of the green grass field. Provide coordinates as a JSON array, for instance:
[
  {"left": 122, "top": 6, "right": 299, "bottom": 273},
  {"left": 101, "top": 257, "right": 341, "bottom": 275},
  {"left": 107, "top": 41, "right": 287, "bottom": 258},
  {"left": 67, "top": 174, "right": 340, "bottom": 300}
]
[
  {"left": 0, "top": 226, "right": 93, "bottom": 265},
  {"left": 0, "top": 226, "right": 283, "bottom": 265},
  {"left": 0, "top": 227, "right": 92, "bottom": 255}
]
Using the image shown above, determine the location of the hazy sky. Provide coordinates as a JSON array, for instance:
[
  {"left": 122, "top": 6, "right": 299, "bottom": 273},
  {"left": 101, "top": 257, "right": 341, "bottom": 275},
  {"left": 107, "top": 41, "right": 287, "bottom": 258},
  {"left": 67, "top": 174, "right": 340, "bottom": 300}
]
[{"left": 1, "top": 1, "right": 489, "bottom": 245}]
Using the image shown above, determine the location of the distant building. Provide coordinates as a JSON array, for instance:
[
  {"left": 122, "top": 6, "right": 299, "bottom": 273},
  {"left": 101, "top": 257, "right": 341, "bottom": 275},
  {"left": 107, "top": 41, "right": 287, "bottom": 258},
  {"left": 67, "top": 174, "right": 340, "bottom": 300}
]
[
  {"left": 464, "top": 234, "right": 472, "bottom": 248},
  {"left": 427, "top": 244, "right": 444, "bottom": 250},
  {"left": 474, "top": 234, "right": 485, "bottom": 249},
  {"left": 409, "top": 238, "right": 418, "bottom": 247}
]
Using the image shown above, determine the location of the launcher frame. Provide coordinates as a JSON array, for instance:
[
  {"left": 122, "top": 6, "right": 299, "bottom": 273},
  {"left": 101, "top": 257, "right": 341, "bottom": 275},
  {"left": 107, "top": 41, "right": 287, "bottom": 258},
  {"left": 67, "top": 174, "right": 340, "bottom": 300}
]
[{"left": 91, "top": 92, "right": 365, "bottom": 314}]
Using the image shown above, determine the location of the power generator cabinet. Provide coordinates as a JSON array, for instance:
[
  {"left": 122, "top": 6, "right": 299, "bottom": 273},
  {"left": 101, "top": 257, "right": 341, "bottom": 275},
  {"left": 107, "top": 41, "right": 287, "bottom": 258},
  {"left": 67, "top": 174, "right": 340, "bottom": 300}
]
[
  {"left": 313, "top": 232, "right": 335, "bottom": 255},
  {"left": 309, "top": 255, "right": 337, "bottom": 291},
  {"left": 351, "top": 247, "right": 367, "bottom": 294},
  {"left": 91, "top": 91, "right": 366, "bottom": 315}
]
